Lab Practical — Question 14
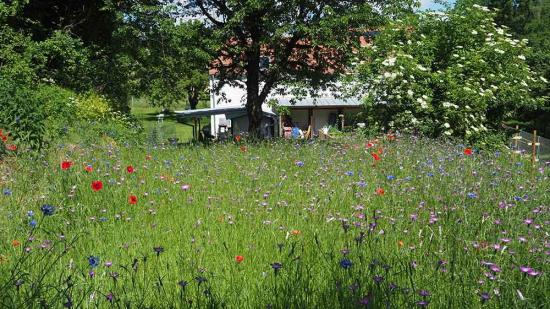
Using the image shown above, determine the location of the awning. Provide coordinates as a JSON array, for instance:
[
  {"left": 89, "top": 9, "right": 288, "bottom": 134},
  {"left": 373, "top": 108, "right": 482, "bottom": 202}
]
[
  {"left": 175, "top": 106, "right": 276, "bottom": 120},
  {"left": 276, "top": 97, "right": 362, "bottom": 108}
]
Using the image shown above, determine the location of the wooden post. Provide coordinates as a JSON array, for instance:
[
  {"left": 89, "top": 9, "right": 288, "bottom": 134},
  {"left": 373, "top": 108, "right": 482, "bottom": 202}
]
[
  {"left": 531, "top": 130, "right": 537, "bottom": 167},
  {"left": 514, "top": 125, "right": 519, "bottom": 151},
  {"left": 339, "top": 114, "right": 345, "bottom": 131},
  {"left": 193, "top": 118, "right": 197, "bottom": 141},
  {"left": 279, "top": 116, "right": 283, "bottom": 137}
]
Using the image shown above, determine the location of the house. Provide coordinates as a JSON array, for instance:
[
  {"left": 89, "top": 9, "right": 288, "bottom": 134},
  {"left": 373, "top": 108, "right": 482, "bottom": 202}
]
[
  {"left": 193, "top": 74, "right": 364, "bottom": 138},
  {"left": 176, "top": 33, "right": 377, "bottom": 138}
]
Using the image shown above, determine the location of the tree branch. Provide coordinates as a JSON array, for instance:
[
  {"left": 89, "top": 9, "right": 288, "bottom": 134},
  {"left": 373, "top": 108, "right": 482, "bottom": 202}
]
[{"left": 196, "top": 0, "right": 225, "bottom": 27}]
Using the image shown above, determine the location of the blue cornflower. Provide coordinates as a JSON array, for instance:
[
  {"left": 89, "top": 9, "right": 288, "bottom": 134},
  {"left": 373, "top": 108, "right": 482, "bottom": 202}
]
[
  {"left": 271, "top": 262, "right": 283, "bottom": 272},
  {"left": 27, "top": 210, "right": 34, "bottom": 217},
  {"left": 340, "top": 258, "right": 353, "bottom": 269},
  {"left": 88, "top": 256, "right": 100, "bottom": 268},
  {"left": 467, "top": 192, "right": 477, "bottom": 199},
  {"left": 295, "top": 161, "right": 304, "bottom": 167},
  {"left": 427, "top": 173, "right": 434, "bottom": 177},
  {"left": 357, "top": 181, "right": 367, "bottom": 188},
  {"left": 29, "top": 219, "right": 37, "bottom": 228},
  {"left": 3, "top": 188, "right": 12, "bottom": 196},
  {"left": 40, "top": 204, "right": 55, "bottom": 216},
  {"left": 387, "top": 175, "right": 396, "bottom": 180},
  {"left": 346, "top": 171, "right": 354, "bottom": 176}
]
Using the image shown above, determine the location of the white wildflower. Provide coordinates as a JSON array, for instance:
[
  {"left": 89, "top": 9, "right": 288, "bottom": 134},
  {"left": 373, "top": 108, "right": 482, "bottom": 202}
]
[
  {"left": 382, "top": 57, "right": 397, "bottom": 67},
  {"left": 417, "top": 65, "right": 428, "bottom": 72}
]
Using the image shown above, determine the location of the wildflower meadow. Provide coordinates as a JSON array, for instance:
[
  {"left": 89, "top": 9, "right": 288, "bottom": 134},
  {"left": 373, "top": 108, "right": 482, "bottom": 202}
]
[{"left": 0, "top": 135, "right": 548, "bottom": 308}]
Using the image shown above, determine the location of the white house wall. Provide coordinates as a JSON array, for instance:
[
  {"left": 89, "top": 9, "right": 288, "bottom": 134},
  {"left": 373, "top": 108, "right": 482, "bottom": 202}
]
[{"left": 209, "top": 77, "right": 274, "bottom": 136}]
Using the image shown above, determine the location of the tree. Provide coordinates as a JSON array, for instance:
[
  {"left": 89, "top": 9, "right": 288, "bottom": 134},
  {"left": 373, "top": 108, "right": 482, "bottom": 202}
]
[
  {"left": 354, "top": 3, "right": 545, "bottom": 142},
  {"left": 125, "top": 4, "right": 212, "bottom": 109},
  {"left": 476, "top": 0, "right": 550, "bottom": 136},
  {"left": 184, "top": 0, "right": 416, "bottom": 138}
]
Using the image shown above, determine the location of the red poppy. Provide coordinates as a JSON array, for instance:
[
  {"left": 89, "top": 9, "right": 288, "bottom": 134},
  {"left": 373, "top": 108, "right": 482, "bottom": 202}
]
[
  {"left": 464, "top": 148, "right": 473, "bottom": 155},
  {"left": 61, "top": 161, "right": 73, "bottom": 170},
  {"left": 366, "top": 142, "right": 374, "bottom": 148},
  {"left": 6, "top": 144, "right": 16, "bottom": 151},
  {"left": 235, "top": 255, "right": 244, "bottom": 263},
  {"left": 375, "top": 187, "right": 385, "bottom": 195},
  {"left": 12, "top": 240, "right": 21, "bottom": 247},
  {"left": 235, "top": 135, "right": 242, "bottom": 142},
  {"left": 91, "top": 180, "right": 103, "bottom": 191},
  {"left": 85, "top": 165, "right": 93, "bottom": 173},
  {"left": 371, "top": 153, "right": 380, "bottom": 161},
  {"left": 127, "top": 166, "right": 134, "bottom": 173},
  {"left": 128, "top": 195, "right": 137, "bottom": 204},
  {"left": 1, "top": 135, "right": 7, "bottom": 142}
]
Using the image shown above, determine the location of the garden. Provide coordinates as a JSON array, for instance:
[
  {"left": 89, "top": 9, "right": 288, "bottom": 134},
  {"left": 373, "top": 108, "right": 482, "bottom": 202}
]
[{"left": 1, "top": 0, "right": 549, "bottom": 308}]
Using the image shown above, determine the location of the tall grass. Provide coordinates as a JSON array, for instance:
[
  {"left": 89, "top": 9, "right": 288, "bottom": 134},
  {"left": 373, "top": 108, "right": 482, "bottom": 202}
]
[{"left": 0, "top": 135, "right": 548, "bottom": 308}]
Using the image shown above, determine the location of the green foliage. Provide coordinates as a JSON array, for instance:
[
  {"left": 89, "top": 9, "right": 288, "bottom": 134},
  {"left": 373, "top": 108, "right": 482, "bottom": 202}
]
[
  {"left": 0, "top": 79, "right": 46, "bottom": 149},
  {"left": 34, "top": 31, "right": 93, "bottom": 92},
  {"left": 74, "top": 92, "right": 113, "bottom": 121},
  {"left": 354, "top": 4, "right": 545, "bottom": 142},
  {"left": 133, "top": 16, "right": 212, "bottom": 109},
  {"left": 185, "top": 0, "right": 417, "bottom": 136},
  {"left": 476, "top": 0, "right": 550, "bottom": 136},
  {"left": 34, "top": 84, "right": 77, "bottom": 139}
]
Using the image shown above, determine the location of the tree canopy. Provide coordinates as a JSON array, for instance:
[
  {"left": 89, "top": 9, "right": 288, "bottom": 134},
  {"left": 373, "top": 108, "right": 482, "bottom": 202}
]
[{"left": 184, "top": 0, "right": 417, "bottom": 137}]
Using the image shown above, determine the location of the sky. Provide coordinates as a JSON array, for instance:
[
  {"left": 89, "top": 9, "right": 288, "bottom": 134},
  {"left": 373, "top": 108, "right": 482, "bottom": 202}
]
[{"left": 420, "top": 0, "right": 456, "bottom": 10}]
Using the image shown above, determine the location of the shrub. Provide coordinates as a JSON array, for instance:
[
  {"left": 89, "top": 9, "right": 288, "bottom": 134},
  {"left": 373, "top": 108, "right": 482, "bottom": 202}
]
[
  {"left": 34, "top": 84, "right": 77, "bottom": 140},
  {"left": 74, "top": 92, "right": 112, "bottom": 121},
  {"left": 354, "top": 4, "right": 546, "bottom": 143},
  {"left": 0, "top": 79, "right": 46, "bottom": 150}
]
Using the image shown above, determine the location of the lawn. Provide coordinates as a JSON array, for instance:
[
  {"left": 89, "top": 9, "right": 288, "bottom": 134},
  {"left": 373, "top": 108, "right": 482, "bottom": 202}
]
[
  {"left": 130, "top": 97, "right": 210, "bottom": 144},
  {"left": 0, "top": 135, "right": 548, "bottom": 308}
]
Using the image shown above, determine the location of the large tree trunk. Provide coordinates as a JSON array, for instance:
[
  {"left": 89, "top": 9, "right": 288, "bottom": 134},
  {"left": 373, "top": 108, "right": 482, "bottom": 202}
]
[
  {"left": 187, "top": 87, "right": 200, "bottom": 110},
  {"left": 245, "top": 44, "right": 263, "bottom": 139}
]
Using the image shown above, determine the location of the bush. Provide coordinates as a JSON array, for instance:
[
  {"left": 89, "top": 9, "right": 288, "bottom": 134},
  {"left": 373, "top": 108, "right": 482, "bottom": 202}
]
[
  {"left": 0, "top": 79, "right": 46, "bottom": 149},
  {"left": 354, "top": 4, "right": 546, "bottom": 143},
  {"left": 74, "top": 92, "right": 113, "bottom": 120},
  {"left": 34, "top": 84, "right": 77, "bottom": 140}
]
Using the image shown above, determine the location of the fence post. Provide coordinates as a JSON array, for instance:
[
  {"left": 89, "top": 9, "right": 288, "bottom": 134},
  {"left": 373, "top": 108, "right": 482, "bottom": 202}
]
[
  {"left": 514, "top": 125, "right": 519, "bottom": 152},
  {"left": 531, "top": 130, "right": 537, "bottom": 167}
]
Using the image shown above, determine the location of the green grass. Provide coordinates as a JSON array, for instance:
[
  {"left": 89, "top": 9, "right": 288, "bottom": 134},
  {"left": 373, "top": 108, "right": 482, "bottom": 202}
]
[
  {"left": 0, "top": 134, "right": 548, "bottom": 308},
  {"left": 131, "top": 97, "right": 210, "bottom": 143}
]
